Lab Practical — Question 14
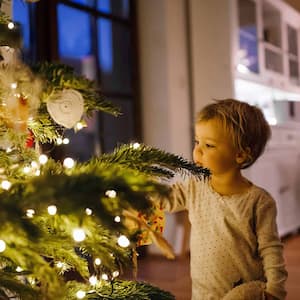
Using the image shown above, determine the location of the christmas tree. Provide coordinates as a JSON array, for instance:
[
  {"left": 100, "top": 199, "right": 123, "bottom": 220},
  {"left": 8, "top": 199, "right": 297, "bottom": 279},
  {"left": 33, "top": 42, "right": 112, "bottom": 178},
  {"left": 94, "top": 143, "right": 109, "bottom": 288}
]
[{"left": 0, "top": 1, "right": 208, "bottom": 299}]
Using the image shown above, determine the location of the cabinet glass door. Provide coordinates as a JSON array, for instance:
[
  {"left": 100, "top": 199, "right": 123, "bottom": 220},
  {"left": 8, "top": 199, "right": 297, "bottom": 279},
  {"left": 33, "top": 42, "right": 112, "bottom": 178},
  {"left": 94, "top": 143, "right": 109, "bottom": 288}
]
[
  {"left": 238, "top": 0, "right": 259, "bottom": 74},
  {"left": 287, "top": 25, "right": 299, "bottom": 85},
  {"left": 262, "top": 1, "right": 283, "bottom": 74}
]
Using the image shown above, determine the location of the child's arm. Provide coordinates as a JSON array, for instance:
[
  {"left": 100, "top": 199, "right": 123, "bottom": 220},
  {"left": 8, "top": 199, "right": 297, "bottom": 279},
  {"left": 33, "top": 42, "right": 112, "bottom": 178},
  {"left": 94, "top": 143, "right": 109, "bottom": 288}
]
[
  {"left": 153, "top": 174, "right": 199, "bottom": 212},
  {"left": 256, "top": 195, "right": 288, "bottom": 300}
]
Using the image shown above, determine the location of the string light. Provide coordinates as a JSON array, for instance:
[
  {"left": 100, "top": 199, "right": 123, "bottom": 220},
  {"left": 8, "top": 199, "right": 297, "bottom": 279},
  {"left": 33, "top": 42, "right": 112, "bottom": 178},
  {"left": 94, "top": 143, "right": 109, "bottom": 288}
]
[
  {"left": 23, "top": 166, "right": 31, "bottom": 174},
  {"left": 47, "top": 205, "right": 57, "bottom": 215},
  {"left": 114, "top": 216, "right": 121, "bottom": 223},
  {"left": 117, "top": 235, "right": 130, "bottom": 248},
  {"left": 16, "top": 266, "right": 23, "bottom": 272},
  {"left": 35, "top": 170, "right": 41, "bottom": 176},
  {"left": 10, "top": 82, "right": 17, "bottom": 89},
  {"left": 63, "top": 157, "right": 75, "bottom": 169},
  {"left": 75, "top": 122, "right": 84, "bottom": 130},
  {"left": 6, "top": 148, "right": 12, "bottom": 153},
  {"left": 94, "top": 258, "right": 101, "bottom": 265},
  {"left": 76, "top": 290, "right": 86, "bottom": 299},
  {"left": 0, "top": 240, "right": 6, "bottom": 252},
  {"left": 73, "top": 228, "right": 86, "bottom": 242},
  {"left": 7, "top": 22, "right": 15, "bottom": 29},
  {"left": 26, "top": 209, "right": 35, "bottom": 218},
  {"left": 56, "top": 137, "right": 63, "bottom": 145},
  {"left": 89, "top": 275, "right": 98, "bottom": 285},
  {"left": 31, "top": 161, "right": 38, "bottom": 168},
  {"left": 132, "top": 142, "right": 140, "bottom": 149},
  {"left": 56, "top": 261, "right": 64, "bottom": 268},
  {"left": 101, "top": 274, "right": 108, "bottom": 281},
  {"left": 112, "top": 270, "right": 119, "bottom": 278},
  {"left": 1, "top": 180, "right": 11, "bottom": 190},
  {"left": 85, "top": 208, "right": 92, "bottom": 215},
  {"left": 105, "top": 190, "right": 117, "bottom": 198},
  {"left": 39, "top": 154, "right": 48, "bottom": 165},
  {"left": 62, "top": 138, "right": 70, "bottom": 144}
]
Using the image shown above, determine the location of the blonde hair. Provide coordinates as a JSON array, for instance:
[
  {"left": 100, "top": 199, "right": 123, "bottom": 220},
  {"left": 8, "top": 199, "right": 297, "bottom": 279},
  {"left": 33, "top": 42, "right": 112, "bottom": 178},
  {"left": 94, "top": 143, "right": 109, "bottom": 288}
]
[{"left": 196, "top": 99, "right": 271, "bottom": 169}]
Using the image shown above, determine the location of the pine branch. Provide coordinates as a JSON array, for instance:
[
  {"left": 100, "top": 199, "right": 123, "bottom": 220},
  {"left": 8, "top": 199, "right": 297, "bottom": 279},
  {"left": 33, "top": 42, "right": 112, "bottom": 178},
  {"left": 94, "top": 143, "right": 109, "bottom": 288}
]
[
  {"left": 96, "top": 143, "right": 210, "bottom": 178},
  {"left": 65, "top": 280, "right": 175, "bottom": 300},
  {"left": 0, "top": 270, "right": 41, "bottom": 300}
]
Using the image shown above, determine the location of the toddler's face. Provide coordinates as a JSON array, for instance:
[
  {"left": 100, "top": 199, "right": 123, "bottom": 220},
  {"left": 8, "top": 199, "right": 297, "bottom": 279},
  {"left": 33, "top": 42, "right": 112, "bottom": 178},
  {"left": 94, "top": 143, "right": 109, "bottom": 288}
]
[{"left": 193, "top": 118, "right": 240, "bottom": 175}]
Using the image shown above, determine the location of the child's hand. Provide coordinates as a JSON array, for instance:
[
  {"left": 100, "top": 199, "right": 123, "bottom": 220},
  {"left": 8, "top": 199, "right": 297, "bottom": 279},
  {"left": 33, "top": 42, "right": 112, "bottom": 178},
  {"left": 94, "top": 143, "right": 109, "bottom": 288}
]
[{"left": 264, "top": 292, "right": 279, "bottom": 300}]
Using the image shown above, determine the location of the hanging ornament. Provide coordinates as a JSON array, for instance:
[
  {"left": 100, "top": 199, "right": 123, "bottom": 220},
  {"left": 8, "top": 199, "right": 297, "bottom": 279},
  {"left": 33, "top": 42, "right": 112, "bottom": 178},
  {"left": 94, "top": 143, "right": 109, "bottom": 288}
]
[
  {"left": 46, "top": 89, "right": 84, "bottom": 129},
  {"left": 0, "top": 62, "right": 42, "bottom": 133},
  {"left": 0, "top": 46, "right": 19, "bottom": 66},
  {"left": 2, "top": 93, "right": 29, "bottom": 132}
]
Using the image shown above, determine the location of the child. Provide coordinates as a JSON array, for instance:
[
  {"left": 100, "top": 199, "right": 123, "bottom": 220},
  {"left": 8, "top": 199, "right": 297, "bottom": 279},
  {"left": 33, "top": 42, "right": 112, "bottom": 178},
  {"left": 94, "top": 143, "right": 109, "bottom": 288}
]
[{"left": 156, "top": 99, "right": 287, "bottom": 299}]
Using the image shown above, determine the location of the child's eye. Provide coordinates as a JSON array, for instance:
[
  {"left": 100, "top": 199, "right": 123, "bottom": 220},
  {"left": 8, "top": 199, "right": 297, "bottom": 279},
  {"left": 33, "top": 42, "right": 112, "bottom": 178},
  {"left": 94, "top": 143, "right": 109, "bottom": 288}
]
[
  {"left": 205, "top": 143, "right": 215, "bottom": 148},
  {"left": 194, "top": 139, "right": 199, "bottom": 145}
]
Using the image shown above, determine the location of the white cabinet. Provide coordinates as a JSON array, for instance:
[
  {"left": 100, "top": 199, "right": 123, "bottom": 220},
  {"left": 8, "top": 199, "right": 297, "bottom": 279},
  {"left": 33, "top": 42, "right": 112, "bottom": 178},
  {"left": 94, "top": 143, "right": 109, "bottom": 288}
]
[{"left": 235, "top": 0, "right": 300, "bottom": 93}]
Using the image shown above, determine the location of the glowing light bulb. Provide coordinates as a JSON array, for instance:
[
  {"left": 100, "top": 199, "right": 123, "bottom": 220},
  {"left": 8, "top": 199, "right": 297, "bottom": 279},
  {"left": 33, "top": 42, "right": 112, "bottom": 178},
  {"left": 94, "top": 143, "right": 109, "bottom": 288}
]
[
  {"left": 73, "top": 228, "right": 86, "bottom": 242},
  {"left": 26, "top": 209, "right": 35, "bottom": 218},
  {"left": 85, "top": 208, "right": 92, "bottom": 215},
  {"left": 31, "top": 161, "right": 38, "bottom": 168},
  {"left": 89, "top": 275, "right": 98, "bottom": 285},
  {"left": 35, "top": 170, "right": 41, "bottom": 176},
  {"left": 23, "top": 166, "right": 31, "bottom": 174},
  {"left": 94, "top": 258, "right": 101, "bottom": 265},
  {"left": 114, "top": 216, "right": 121, "bottom": 223},
  {"left": 1, "top": 180, "right": 11, "bottom": 190},
  {"left": 16, "top": 266, "right": 23, "bottom": 272},
  {"left": 105, "top": 190, "right": 117, "bottom": 198},
  {"left": 76, "top": 290, "right": 86, "bottom": 299},
  {"left": 47, "top": 205, "right": 57, "bottom": 215},
  {"left": 132, "top": 142, "right": 140, "bottom": 149},
  {"left": 0, "top": 240, "right": 6, "bottom": 252},
  {"left": 7, "top": 22, "right": 15, "bottom": 29},
  {"left": 63, "top": 138, "right": 69, "bottom": 144},
  {"left": 56, "top": 137, "right": 63, "bottom": 145},
  {"left": 117, "top": 235, "right": 130, "bottom": 248},
  {"left": 101, "top": 274, "right": 108, "bottom": 281},
  {"left": 76, "top": 122, "right": 84, "bottom": 130},
  {"left": 10, "top": 82, "right": 17, "bottom": 89},
  {"left": 6, "top": 147, "right": 12, "bottom": 153},
  {"left": 63, "top": 157, "right": 75, "bottom": 169},
  {"left": 39, "top": 154, "right": 48, "bottom": 165},
  {"left": 112, "top": 270, "right": 119, "bottom": 278}
]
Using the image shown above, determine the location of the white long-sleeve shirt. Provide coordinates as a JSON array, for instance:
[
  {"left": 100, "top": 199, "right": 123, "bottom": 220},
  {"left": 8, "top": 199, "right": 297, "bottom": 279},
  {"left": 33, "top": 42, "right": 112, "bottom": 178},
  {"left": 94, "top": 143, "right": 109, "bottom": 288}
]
[{"left": 158, "top": 176, "right": 287, "bottom": 300}]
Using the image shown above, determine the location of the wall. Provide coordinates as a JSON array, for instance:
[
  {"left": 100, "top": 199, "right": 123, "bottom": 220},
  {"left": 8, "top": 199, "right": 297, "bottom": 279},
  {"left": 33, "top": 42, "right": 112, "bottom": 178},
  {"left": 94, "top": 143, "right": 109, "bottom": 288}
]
[{"left": 137, "top": 0, "right": 191, "bottom": 159}]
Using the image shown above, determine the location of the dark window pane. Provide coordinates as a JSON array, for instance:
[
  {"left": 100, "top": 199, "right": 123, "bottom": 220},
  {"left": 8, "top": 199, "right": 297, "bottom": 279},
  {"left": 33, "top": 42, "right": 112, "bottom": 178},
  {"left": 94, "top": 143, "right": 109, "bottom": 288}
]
[
  {"left": 12, "top": 0, "right": 30, "bottom": 50},
  {"left": 288, "top": 25, "right": 298, "bottom": 57},
  {"left": 101, "top": 98, "right": 135, "bottom": 152},
  {"left": 98, "top": 18, "right": 132, "bottom": 93},
  {"left": 58, "top": 4, "right": 92, "bottom": 59},
  {"left": 265, "top": 48, "right": 283, "bottom": 73},
  {"left": 238, "top": 0, "right": 259, "bottom": 74},
  {"left": 289, "top": 59, "right": 299, "bottom": 85},
  {"left": 68, "top": 0, "right": 94, "bottom": 7},
  {"left": 64, "top": 114, "right": 100, "bottom": 161},
  {"left": 98, "top": 0, "right": 129, "bottom": 18}
]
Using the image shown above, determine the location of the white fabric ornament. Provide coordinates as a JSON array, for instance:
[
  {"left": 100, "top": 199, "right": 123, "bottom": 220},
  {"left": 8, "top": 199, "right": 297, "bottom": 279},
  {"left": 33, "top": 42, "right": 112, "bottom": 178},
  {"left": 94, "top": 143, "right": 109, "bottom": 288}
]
[{"left": 46, "top": 89, "right": 84, "bottom": 128}]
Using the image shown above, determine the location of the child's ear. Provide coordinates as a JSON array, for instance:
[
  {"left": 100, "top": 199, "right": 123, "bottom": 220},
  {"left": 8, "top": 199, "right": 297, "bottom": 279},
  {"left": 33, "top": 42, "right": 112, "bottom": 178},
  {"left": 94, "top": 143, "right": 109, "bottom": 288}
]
[{"left": 235, "top": 148, "right": 251, "bottom": 165}]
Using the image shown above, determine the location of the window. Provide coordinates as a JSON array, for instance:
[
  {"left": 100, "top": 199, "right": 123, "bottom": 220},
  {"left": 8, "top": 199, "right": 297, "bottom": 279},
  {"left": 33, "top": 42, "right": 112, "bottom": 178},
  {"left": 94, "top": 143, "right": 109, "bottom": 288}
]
[
  {"left": 13, "top": 0, "right": 139, "bottom": 161},
  {"left": 12, "top": 0, "right": 36, "bottom": 61}
]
